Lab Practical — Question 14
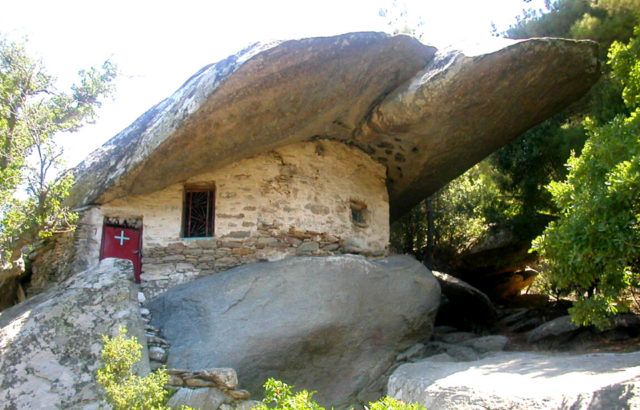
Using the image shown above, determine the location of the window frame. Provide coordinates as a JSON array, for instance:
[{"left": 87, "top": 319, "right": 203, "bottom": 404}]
[
  {"left": 182, "top": 185, "right": 216, "bottom": 238},
  {"left": 350, "top": 200, "right": 369, "bottom": 228}
]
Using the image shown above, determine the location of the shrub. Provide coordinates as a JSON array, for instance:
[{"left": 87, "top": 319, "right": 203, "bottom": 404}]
[
  {"left": 253, "top": 378, "right": 426, "bottom": 410},
  {"left": 97, "top": 326, "right": 179, "bottom": 410}
]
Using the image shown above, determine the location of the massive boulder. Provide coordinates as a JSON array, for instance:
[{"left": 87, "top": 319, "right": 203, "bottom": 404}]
[
  {"left": 67, "top": 32, "right": 600, "bottom": 221},
  {"left": 389, "top": 351, "right": 640, "bottom": 409},
  {"left": 0, "top": 259, "right": 148, "bottom": 410},
  {"left": 148, "top": 254, "right": 440, "bottom": 408}
]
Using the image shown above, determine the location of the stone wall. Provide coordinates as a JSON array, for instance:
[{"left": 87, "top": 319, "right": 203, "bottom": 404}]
[
  {"left": 71, "top": 140, "right": 390, "bottom": 299},
  {"left": 141, "top": 221, "right": 368, "bottom": 299}
]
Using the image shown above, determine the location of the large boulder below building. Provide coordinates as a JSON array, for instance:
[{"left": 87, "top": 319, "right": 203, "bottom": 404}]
[
  {"left": 388, "top": 351, "right": 640, "bottom": 409},
  {"left": 148, "top": 254, "right": 441, "bottom": 409},
  {"left": 0, "top": 258, "right": 148, "bottom": 410},
  {"left": 67, "top": 32, "right": 600, "bottom": 222}
]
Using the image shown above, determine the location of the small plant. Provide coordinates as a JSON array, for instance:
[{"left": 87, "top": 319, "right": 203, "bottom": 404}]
[
  {"left": 97, "top": 326, "right": 177, "bottom": 410},
  {"left": 253, "top": 378, "right": 426, "bottom": 410},
  {"left": 368, "top": 396, "right": 425, "bottom": 410}
]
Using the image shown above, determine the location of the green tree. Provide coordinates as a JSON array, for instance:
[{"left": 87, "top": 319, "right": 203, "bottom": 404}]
[
  {"left": 532, "top": 29, "right": 640, "bottom": 327},
  {"left": 390, "top": 162, "right": 500, "bottom": 270},
  {"left": 0, "top": 35, "right": 116, "bottom": 307},
  {"left": 507, "top": 0, "right": 640, "bottom": 56}
]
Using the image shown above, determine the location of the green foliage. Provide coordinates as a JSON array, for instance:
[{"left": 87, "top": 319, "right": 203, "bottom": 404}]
[
  {"left": 368, "top": 396, "right": 425, "bottom": 410},
  {"left": 253, "top": 379, "right": 324, "bottom": 410},
  {"left": 486, "top": 114, "right": 593, "bottom": 245},
  {"left": 0, "top": 34, "right": 116, "bottom": 267},
  {"left": 432, "top": 162, "right": 500, "bottom": 253},
  {"left": 533, "top": 31, "right": 640, "bottom": 327},
  {"left": 507, "top": 0, "right": 640, "bottom": 57},
  {"left": 390, "top": 162, "right": 498, "bottom": 266},
  {"left": 97, "top": 326, "right": 192, "bottom": 410},
  {"left": 253, "top": 378, "right": 425, "bottom": 410}
]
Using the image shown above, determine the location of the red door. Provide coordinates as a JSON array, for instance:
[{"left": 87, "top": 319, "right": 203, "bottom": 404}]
[{"left": 100, "top": 225, "right": 142, "bottom": 283}]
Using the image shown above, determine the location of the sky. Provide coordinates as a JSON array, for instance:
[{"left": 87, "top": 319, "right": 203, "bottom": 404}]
[{"left": 1, "top": 0, "right": 548, "bottom": 168}]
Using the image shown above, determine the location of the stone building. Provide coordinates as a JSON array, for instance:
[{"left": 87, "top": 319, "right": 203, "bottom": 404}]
[
  {"left": 24, "top": 32, "right": 600, "bottom": 301},
  {"left": 75, "top": 140, "right": 389, "bottom": 298}
]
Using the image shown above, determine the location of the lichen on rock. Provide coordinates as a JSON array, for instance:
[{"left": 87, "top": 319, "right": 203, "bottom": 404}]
[{"left": 0, "top": 258, "right": 148, "bottom": 410}]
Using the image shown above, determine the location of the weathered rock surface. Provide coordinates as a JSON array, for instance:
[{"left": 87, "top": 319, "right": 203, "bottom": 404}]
[
  {"left": 0, "top": 258, "right": 148, "bottom": 410},
  {"left": 68, "top": 32, "right": 599, "bottom": 222},
  {"left": 433, "top": 271, "right": 497, "bottom": 331},
  {"left": 149, "top": 254, "right": 440, "bottom": 408},
  {"left": 166, "top": 387, "right": 228, "bottom": 410},
  {"left": 389, "top": 351, "right": 640, "bottom": 409},
  {"left": 528, "top": 314, "right": 640, "bottom": 350},
  {"left": 460, "top": 335, "right": 509, "bottom": 352}
]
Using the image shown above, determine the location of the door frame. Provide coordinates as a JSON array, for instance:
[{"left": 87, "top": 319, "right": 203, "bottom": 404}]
[{"left": 99, "top": 217, "right": 144, "bottom": 283}]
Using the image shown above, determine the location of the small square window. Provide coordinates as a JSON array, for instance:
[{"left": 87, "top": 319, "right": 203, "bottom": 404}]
[
  {"left": 352, "top": 208, "right": 365, "bottom": 224},
  {"left": 183, "top": 187, "right": 215, "bottom": 238},
  {"left": 350, "top": 200, "right": 368, "bottom": 227}
]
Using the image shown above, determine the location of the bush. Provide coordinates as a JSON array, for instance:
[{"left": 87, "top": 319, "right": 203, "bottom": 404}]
[
  {"left": 97, "top": 326, "right": 182, "bottom": 410},
  {"left": 253, "top": 378, "right": 426, "bottom": 410}
]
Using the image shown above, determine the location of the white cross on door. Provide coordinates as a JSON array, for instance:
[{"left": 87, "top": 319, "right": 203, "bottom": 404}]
[{"left": 114, "top": 230, "right": 130, "bottom": 246}]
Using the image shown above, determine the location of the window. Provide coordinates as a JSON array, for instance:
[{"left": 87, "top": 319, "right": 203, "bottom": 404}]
[
  {"left": 350, "top": 200, "right": 368, "bottom": 228},
  {"left": 183, "top": 186, "right": 215, "bottom": 238},
  {"left": 352, "top": 207, "right": 365, "bottom": 224}
]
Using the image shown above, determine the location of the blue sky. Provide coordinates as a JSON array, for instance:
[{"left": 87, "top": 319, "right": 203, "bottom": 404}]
[{"left": 1, "top": 0, "right": 547, "bottom": 167}]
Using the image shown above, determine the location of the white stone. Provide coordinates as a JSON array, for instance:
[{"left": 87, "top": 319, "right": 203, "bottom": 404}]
[
  {"left": 389, "top": 351, "right": 640, "bottom": 409},
  {"left": 175, "top": 262, "right": 195, "bottom": 271},
  {"left": 149, "top": 346, "right": 168, "bottom": 362}
]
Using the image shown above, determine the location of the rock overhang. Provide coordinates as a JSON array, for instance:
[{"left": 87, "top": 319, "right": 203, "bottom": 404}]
[{"left": 67, "top": 32, "right": 600, "bottom": 221}]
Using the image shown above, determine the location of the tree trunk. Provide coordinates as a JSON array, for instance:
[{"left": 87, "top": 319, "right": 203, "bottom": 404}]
[{"left": 426, "top": 197, "right": 435, "bottom": 269}]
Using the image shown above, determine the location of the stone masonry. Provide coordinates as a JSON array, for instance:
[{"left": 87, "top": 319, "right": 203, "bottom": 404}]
[{"left": 140, "top": 221, "right": 381, "bottom": 299}]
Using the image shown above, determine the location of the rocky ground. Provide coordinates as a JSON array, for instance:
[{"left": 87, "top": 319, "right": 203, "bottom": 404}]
[
  {"left": 388, "top": 273, "right": 640, "bottom": 410},
  {"left": 2, "top": 253, "right": 638, "bottom": 410}
]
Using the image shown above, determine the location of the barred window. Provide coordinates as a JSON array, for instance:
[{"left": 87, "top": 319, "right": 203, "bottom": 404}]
[{"left": 183, "top": 187, "right": 215, "bottom": 238}]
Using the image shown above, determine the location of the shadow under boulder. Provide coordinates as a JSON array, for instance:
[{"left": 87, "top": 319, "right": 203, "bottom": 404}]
[
  {"left": 148, "top": 255, "right": 440, "bottom": 409},
  {"left": 433, "top": 271, "right": 497, "bottom": 332}
]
